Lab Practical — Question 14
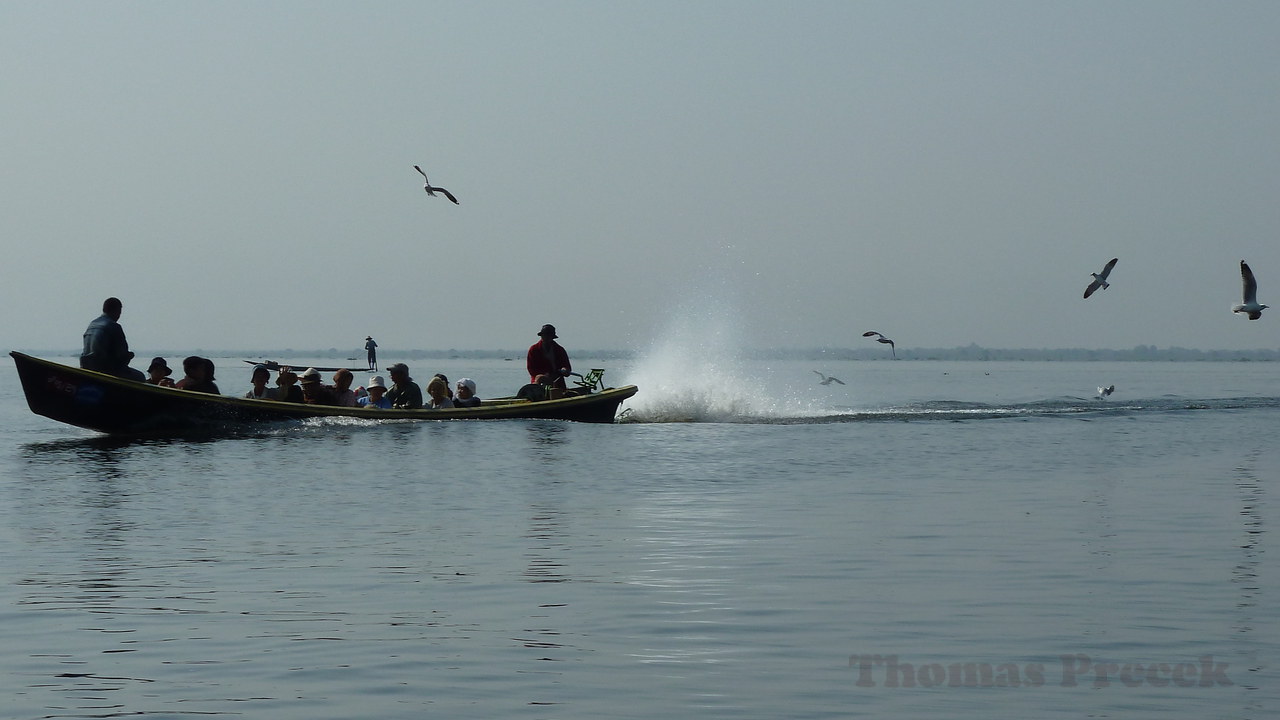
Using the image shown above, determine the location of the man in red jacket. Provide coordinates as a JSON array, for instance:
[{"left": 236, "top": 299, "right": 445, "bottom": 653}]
[{"left": 526, "top": 324, "right": 571, "bottom": 389}]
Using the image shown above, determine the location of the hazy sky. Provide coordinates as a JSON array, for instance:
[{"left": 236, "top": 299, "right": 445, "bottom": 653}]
[{"left": 4, "top": 1, "right": 1279, "bottom": 356}]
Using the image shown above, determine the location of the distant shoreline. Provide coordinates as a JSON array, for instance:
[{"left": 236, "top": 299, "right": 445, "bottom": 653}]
[{"left": 16, "top": 346, "right": 1280, "bottom": 362}]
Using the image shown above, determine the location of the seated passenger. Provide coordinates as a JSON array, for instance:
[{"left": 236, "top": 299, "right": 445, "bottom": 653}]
[
  {"left": 80, "top": 296, "right": 146, "bottom": 381},
  {"left": 331, "top": 369, "right": 358, "bottom": 407},
  {"left": 384, "top": 363, "right": 423, "bottom": 409},
  {"left": 299, "top": 367, "right": 338, "bottom": 405},
  {"left": 454, "top": 378, "right": 480, "bottom": 407},
  {"left": 203, "top": 357, "right": 218, "bottom": 390},
  {"left": 269, "top": 367, "right": 304, "bottom": 402},
  {"left": 176, "top": 355, "right": 220, "bottom": 394},
  {"left": 245, "top": 364, "right": 271, "bottom": 399},
  {"left": 146, "top": 357, "right": 176, "bottom": 387},
  {"left": 433, "top": 373, "right": 455, "bottom": 399},
  {"left": 358, "top": 375, "right": 392, "bottom": 408},
  {"left": 425, "top": 376, "right": 454, "bottom": 409},
  {"left": 515, "top": 374, "right": 553, "bottom": 402}
]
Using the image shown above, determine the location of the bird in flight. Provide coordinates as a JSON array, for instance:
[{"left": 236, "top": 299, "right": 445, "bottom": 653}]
[
  {"left": 813, "top": 370, "right": 845, "bottom": 386},
  {"left": 1097, "top": 385, "right": 1116, "bottom": 399},
  {"left": 413, "top": 165, "right": 459, "bottom": 204},
  {"left": 1083, "top": 257, "right": 1118, "bottom": 299},
  {"left": 862, "top": 331, "right": 896, "bottom": 358},
  {"left": 1232, "top": 260, "right": 1268, "bottom": 320}
]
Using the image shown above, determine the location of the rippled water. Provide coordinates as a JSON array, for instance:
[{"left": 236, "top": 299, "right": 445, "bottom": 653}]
[{"left": 1, "top": 356, "right": 1276, "bottom": 718}]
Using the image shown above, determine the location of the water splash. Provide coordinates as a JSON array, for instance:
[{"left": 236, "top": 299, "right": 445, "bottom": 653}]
[{"left": 623, "top": 294, "right": 829, "bottom": 422}]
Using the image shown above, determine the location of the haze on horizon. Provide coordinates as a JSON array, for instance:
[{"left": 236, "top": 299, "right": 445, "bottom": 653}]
[{"left": 3, "top": 2, "right": 1278, "bottom": 359}]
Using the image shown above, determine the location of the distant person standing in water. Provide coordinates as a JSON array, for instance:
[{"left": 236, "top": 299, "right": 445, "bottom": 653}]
[
  {"left": 526, "top": 324, "right": 571, "bottom": 390},
  {"left": 365, "top": 336, "right": 378, "bottom": 370},
  {"left": 80, "top": 297, "right": 146, "bottom": 381}
]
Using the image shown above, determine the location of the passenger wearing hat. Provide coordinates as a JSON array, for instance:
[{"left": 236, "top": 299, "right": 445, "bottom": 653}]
[
  {"left": 454, "top": 378, "right": 481, "bottom": 408},
  {"left": 358, "top": 375, "right": 392, "bottom": 408},
  {"left": 146, "top": 357, "right": 176, "bottom": 388},
  {"left": 269, "top": 367, "right": 304, "bottom": 403},
  {"left": 244, "top": 364, "right": 272, "bottom": 399},
  {"left": 384, "top": 362, "right": 424, "bottom": 409},
  {"left": 526, "top": 323, "right": 571, "bottom": 390},
  {"left": 298, "top": 367, "right": 338, "bottom": 405}
]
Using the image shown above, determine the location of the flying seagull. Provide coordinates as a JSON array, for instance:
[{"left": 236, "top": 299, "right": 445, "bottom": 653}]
[
  {"left": 413, "top": 165, "right": 459, "bottom": 204},
  {"left": 1232, "top": 260, "right": 1268, "bottom": 320},
  {"left": 1083, "top": 257, "right": 1118, "bottom": 299},
  {"left": 862, "top": 331, "right": 896, "bottom": 358},
  {"left": 813, "top": 370, "right": 845, "bottom": 386},
  {"left": 1097, "top": 385, "right": 1115, "bottom": 399}
]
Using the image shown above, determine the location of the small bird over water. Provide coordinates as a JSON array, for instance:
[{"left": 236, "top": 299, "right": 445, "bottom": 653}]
[
  {"left": 1083, "top": 257, "right": 1118, "bottom": 299},
  {"left": 413, "top": 165, "right": 459, "bottom": 204},
  {"left": 1097, "top": 385, "right": 1116, "bottom": 399},
  {"left": 813, "top": 370, "right": 845, "bottom": 386},
  {"left": 862, "top": 331, "right": 896, "bottom": 358},
  {"left": 1232, "top": 260, "right": 1268, "bottom": 320}
]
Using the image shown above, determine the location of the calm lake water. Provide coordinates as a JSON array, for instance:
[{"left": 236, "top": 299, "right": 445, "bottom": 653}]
[{"left": 2, "top": 354, "right": 1276, "bottom": 719}]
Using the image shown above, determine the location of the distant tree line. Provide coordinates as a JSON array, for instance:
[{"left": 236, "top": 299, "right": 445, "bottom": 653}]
[
  {"left": 784, "top": 344, "right": 1280, "bottom": 361},
  {"left": 29, "top": 344, "right": 1280, "bottom": 362}
]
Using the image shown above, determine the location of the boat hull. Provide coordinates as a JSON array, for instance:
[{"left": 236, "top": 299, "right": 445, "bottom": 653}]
[{"left": 11, "top": 352, "right": 637, "bottom": 435}]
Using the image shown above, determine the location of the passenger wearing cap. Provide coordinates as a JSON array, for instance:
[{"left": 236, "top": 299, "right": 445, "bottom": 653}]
[
  {"left": 358, "top": 375, "right": 392, "bottom": 408},
  {"left": 244, "top": 364, "right": 272, "bottom": 399},
  {"left": 384, "top": 362, "right": 424, "bottom": 409},
  {"left": 454, "top": 378, "right": 481, "bottom": 408},
  {"left": 526, "top": 323, "right": 571, "bottom": 389},
  {"left": 299, "top": 367, "right": 338, "bottom": 405},
  {"left": 146, "top": 357, "right": 176, "bottom": 388}
]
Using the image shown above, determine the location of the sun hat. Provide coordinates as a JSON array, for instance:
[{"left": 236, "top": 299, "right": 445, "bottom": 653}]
[
  {"left": 299, "top": 367, "right": 322, "bottom": 384},
  {"left": 367, "top": 375, "right": 387, "bottom": 389},
  {"left": 457, "top": 378, "right": 476, "bottom": 393},
  {"left": 538, "top": 324, "right": 557, "bottom": 338},
  {"left": 148, "top": 357, "right": 172, "bottom": 376},
  {"left": 251, "top": 363, "right": 270, "bottom": 376}
]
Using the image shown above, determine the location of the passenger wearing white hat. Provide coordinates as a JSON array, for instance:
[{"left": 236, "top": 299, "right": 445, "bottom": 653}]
[
  {"left": 358, "top": 375, "right": 392, "bottom": 408},
  {"left": 299, "top": 367, "right": 338, "bottom": 405},
  {"left": 454, "top": 378, "right": 481, "bottom": 408}
]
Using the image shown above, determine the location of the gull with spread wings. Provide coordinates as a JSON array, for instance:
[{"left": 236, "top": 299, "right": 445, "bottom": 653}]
[
  {"left": 413, "top": 165, "right": 459, "bottom": 204},
  {"left": 862, "top": 331, "right": 896, "bottom": 359},
  {"left": 1083, "top": 257, "right": 1118, "bottom": 299},
  {"left": 1232, "top": 260, "right": 1268, "bottom": 320},
  {"left": 813, "top": 370, "right": 845, "bottom": 386}
]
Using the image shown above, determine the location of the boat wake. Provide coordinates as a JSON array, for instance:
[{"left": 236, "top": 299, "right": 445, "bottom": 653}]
[{"left": 622, "top": 394, "right": 1280, "bottom": 424}]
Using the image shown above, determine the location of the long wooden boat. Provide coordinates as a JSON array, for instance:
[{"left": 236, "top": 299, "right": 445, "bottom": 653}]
[
  {"left": 10, "top": 352, "right": 638, "bottom": 435},
  {"left": 243, "top": 359, "right": 365, "bottom": 373}
]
